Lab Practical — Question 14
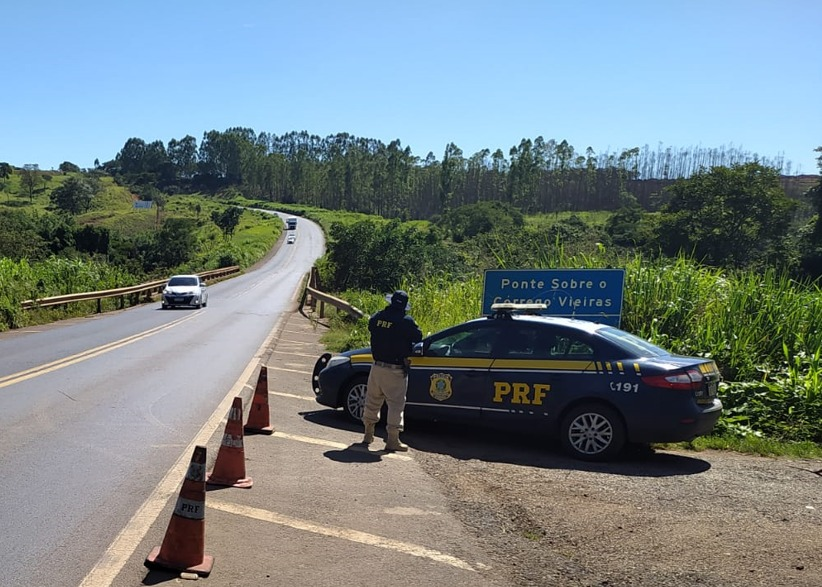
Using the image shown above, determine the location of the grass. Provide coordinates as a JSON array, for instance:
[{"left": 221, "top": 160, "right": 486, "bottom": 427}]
[
  {"left": 662, "top": 436, "right": 822, "bottom": 459},
  {"left": 525, "top": 210, "right": 611, "bottom": 229}
]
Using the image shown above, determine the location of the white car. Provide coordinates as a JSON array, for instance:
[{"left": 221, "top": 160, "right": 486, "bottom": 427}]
[
  {"left": 286, "top": 233, "right": 297, "bottom": 244},
  {"left": 161, "top": 274, "right": 208, "bottom": 309}
]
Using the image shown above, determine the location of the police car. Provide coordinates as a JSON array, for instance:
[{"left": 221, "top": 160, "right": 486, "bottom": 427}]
[{"left": 312, "top": 303, "right": 722, "bottom": 461}]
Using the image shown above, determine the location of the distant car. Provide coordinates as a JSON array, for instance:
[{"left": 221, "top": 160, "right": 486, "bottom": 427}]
[
  {"left": 312, "top": 303, "right": 722, "bottom": 461},
  {"left": 286, "top": 233, "right": 296, "bottom": 244},
  {"left": 161, "top": 274, "right": 208, "bottom": 309}
]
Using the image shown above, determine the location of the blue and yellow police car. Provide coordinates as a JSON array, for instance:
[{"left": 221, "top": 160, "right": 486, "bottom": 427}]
[{"left": 312, "top": 303, "right": 722, "bottom": 461}]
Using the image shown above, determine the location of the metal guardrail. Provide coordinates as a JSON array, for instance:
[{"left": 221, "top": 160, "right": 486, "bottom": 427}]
[
  {"left": 21, "top": 266, "right": 241, "bottom": 312},
  {"left": 303, "top": 285, "right": 365, "bottom": 320}
]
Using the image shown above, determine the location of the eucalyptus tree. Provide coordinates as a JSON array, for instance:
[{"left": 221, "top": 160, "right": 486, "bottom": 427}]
[
  {"left": 167, "top": 135, "right": 198, "bottom": 180},
  {"left": 440, "top": 143, "right": 465, "bottom": 213},
  {"left": 507, "top": 139, "right": 541, "bottom": 212}
]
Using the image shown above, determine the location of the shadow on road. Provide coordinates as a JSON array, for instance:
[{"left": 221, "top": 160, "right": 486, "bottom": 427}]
[{"left": 300, "top": 408, "right": 712, "bottom": 477}]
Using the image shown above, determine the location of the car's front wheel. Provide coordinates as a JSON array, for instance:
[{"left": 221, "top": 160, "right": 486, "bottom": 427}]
[
  {"left": 342, "top": 376, "right": 369, "bottom": 422},
  {"left": 560, "top": 403, "right": 625, "bottom": 461}
]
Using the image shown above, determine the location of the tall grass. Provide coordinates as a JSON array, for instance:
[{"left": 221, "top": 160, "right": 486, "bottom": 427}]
[{"left": 0, "top": 257, "right": 138, "bottom": 331}]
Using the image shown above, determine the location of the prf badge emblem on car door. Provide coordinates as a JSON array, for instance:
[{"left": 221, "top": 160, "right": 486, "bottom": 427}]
[{"left": 429, "top": 373, "right": 453, "bottom": 401}]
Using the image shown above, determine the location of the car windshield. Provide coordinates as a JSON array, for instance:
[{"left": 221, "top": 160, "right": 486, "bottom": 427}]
[
  {"left": 596, "top": 326, "right": 670, "bottom": 358},
  {"left": 168, "top": 277, "right": 198, "bottom": 286}
]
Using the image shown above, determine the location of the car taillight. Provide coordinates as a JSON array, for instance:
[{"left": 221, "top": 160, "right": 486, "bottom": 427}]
[{"left": 642, "top": 368, "right": 703, "bottom": 391}]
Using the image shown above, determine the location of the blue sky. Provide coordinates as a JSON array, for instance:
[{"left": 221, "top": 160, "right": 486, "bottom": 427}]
[{"left": 2, "top": 1, "right": 820, "bottom": 175}]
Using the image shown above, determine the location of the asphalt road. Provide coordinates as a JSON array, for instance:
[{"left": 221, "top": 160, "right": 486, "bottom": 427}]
[{"left": 0, "top": 213, "right": 325, "bottom": 587}]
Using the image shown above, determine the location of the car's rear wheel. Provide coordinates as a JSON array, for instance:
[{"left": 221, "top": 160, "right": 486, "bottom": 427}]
[
  {"left": 560, "top": 403, "right": 625, "bottom": 461},
  {"left": 342, "top": 375, "right": 369, "bottom": 422}
]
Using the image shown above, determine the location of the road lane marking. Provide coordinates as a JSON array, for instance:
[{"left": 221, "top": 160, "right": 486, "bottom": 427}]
[
  {"left": 0, "top": 313, "right": 200, "bottom": 389},
  {"left": 207, "top": 499, "right": 478, "bottom": 572},
  {"left": 270, "top": 349, "right": 323, "bottom": 358},
  {"left": 268, "top": 365, "right": 313, "bottom": 375},
  {"left": 270, "top": 391, "right": 314, "bottom": 401},
  {"left": 272, "top": 431, "right": 413, "bottom": 461},
  {"left": 79, "top": 312, "right": 288, "bottom": 587}
]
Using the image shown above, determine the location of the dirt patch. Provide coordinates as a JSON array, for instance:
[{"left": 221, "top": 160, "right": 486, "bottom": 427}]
[{"left": 410, "top": 427, "right": 822, "bottom": 587}]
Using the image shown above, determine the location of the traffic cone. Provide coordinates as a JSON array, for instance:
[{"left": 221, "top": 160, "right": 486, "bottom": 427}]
[
  {"left": 244, "top": 365, "right": 274, "bottom": 434},
  {"left": 207, "top": 396, "right": 253, "bottom": 488},
  {"left": 145, "top": 445, "right": 214, "bottom": 577}
]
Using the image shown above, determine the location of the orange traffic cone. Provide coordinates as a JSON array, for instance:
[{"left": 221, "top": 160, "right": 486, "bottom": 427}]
[
  {"left": 145, "top": 445, "right": 214, "bottom": 577},
  {"left": 245, "top": 365, "right": 274, "bottom": 435},
  {"left": 207, "top": 396, "right": 253, "bottom": 488}
]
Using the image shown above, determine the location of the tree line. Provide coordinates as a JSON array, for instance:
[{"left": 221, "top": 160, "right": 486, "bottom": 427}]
[{"left": 100, "top": 129, "right": 805, "bottom": 219}]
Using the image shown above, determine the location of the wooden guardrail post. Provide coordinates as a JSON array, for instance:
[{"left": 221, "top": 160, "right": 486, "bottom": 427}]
[{"left": 308, "top": 267, "right": 318, "bottom": 311}]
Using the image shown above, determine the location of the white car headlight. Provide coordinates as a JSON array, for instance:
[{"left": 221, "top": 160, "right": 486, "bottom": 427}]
[{"left": 327, "top": 355, "right": 351, "bottom": 368}]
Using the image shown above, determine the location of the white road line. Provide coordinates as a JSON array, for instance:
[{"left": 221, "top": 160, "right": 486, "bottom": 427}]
[
  {"left": 0, "top": 313, "right": 199, "bottom": 388},
  {"left": 207, "top": 499, "right": 478, "bottom": 572},
  {"left": 272, "top": 431, "right": 413, "bottom": 461},
  {"left": 268, "top": 365, "right": 313, "bottom": 375},
  {"left": 270, "top": 391, "right": 314, "bottom": 401},
  {"left": 270, "top": 350, "right": 322, "bottom": 358}
]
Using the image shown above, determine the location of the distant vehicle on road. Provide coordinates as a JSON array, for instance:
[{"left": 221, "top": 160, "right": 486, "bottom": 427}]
[
  {"left": 286, "top": 216, "right": 297, "bottom": 230},
  {"left": 286, "top": 233, "right": 297, "bottom": 244},
  {"left": 161, "top": 274, "right": 208, "bottom": 309}
]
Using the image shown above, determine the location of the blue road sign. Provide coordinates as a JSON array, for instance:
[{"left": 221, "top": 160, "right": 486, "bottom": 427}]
[{"left": 482, "top": 268, "right": 625, "bottom": 326}]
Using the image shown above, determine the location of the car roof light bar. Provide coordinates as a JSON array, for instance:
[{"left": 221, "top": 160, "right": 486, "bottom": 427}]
[{"left": 490, "top": 303, "right": 548, "bottom": 318}]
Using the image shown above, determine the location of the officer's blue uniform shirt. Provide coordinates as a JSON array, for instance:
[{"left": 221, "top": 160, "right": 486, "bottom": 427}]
[{"left": 368, "top": 305, "right": 423, "bottom": 365}]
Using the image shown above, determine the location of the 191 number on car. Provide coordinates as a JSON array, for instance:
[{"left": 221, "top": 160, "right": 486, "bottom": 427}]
[{"left": 609, "top": 381, "right": 638, "bottom": 393}]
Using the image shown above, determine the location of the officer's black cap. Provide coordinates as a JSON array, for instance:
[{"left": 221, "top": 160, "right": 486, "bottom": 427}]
[{"left": 387, "top": 290, "right": 410, "bottom": 310}]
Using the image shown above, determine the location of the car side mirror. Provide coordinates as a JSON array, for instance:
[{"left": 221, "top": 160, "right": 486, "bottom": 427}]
[{"left": 412, "top": 342, "right": 424, "bottom": 356}]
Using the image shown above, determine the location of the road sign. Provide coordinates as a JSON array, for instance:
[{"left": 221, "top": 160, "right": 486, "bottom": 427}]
[{"left": 482, "top": 268, "right": 625, "bottom": 326}]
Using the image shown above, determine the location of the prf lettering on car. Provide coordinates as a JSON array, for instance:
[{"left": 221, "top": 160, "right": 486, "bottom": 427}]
[{"left": 493, "top": 382, "right": 551, "bottom": 405}]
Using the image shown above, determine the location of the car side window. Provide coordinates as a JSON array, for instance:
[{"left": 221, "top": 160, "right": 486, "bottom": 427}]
[
  {"left": 497, "top": 326, "right": 596, "bottom": 360},
  {"left": 427, "top": 324, "right": 505, "bottom": 358},
  {"left": 497, "top": 325, "right": 540, "bottom": 359},
  {"left": 548, "top": 332, "right": 594, "bottom": 360}
]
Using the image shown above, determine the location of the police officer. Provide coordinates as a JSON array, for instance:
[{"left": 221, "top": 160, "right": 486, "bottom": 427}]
[{"left": 362, "top": 290, "right": 423, "bottom": 451}]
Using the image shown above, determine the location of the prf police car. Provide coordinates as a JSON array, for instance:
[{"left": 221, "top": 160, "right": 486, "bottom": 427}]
[{"left": 312, "top": 303, "right": 722, "bottom": 461}]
